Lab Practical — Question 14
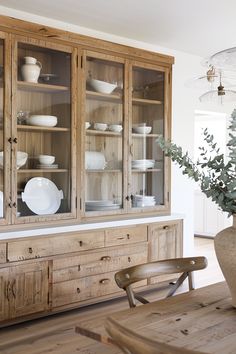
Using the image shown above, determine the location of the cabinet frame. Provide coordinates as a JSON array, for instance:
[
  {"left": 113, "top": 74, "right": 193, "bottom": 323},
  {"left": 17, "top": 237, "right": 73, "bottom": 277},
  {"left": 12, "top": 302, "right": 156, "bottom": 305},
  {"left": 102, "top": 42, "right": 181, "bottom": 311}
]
[
  {"left": 10, "top": 34, "right": 78, "bottom": 224},
  {"left": 0, "top": 31, "right": 11, "bottom": 225},
  {"left": 81, "top": 50, "right": 129, "bottom": 217}
]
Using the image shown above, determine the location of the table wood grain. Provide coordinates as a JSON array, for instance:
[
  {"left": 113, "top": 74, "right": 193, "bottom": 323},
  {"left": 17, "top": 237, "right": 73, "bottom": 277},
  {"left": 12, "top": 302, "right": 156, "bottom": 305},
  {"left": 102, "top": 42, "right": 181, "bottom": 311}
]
[{"left": 76, "top": 282, "right": 236, "bottom": 353}]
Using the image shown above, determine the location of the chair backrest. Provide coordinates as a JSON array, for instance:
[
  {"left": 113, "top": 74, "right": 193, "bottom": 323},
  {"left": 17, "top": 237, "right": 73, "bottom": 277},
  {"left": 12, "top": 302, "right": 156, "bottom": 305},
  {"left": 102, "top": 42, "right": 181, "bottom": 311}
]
[
  {"left": 115, "top": 257, "right": 207, "bottom": 307},
  {"left": 105, "top": 316, "right": 205, "bottom": 354}
]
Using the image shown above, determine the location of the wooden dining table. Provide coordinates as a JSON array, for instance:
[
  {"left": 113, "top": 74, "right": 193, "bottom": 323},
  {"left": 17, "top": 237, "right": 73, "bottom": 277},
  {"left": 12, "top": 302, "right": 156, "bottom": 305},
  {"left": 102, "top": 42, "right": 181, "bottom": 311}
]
[{"left": 75, "top": 281, "right": 236, "bottom": 353}]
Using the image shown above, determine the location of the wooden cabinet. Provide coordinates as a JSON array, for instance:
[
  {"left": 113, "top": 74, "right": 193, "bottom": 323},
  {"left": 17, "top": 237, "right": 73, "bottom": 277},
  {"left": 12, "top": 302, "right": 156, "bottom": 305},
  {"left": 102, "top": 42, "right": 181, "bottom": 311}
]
[
  {"left": 82, "top": 53, "right": 171, "bottom": 217},
  {"left": 0, "top": 219, "right": 182, "bottom": 326},
  {"left": 0, "top": 261, "right": 49, "bottom": 323},
  {"left": 148, "top": 220, "right": 183, "bottom": 284},
  {"left": 0, "top": 16, "right": 173, "bottom": 228}
]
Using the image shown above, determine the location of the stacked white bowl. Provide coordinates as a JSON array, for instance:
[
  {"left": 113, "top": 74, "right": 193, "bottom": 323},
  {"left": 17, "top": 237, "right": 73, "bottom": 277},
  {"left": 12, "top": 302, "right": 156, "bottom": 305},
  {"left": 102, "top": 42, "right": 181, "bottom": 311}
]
[
  {"left": 132, "top": 159, "right": 155, "bottom": 170},
  {"left": 133, "top": 195, "right": 156, "bottom": 207}
]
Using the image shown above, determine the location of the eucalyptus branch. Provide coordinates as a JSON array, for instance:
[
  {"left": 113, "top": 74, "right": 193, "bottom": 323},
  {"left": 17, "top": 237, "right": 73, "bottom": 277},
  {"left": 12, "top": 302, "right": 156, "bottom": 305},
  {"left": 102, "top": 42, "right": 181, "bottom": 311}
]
[{"left": 156, "top": 109, "right": 236, "bottom": 216}]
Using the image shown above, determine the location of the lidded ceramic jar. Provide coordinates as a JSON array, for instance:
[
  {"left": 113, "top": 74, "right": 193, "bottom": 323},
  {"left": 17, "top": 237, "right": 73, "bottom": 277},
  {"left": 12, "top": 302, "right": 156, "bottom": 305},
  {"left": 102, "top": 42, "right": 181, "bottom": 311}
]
[{"left": 21, "top": 56, "right": 42, "bottom": 83}]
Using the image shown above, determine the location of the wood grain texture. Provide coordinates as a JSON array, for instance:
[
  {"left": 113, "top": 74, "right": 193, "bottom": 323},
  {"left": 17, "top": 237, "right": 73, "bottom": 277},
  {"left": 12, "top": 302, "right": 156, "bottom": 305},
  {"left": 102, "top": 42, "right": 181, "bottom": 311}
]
[{"left": 76, "top": 282, "right": 234, "bottom": 354}]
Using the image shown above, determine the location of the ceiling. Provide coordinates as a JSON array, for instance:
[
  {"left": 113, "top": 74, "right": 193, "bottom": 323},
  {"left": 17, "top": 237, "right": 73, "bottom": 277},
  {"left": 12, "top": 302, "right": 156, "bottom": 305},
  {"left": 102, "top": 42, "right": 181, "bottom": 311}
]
[{"left": 0, "top": 0, "right": 236, "bottom": 58}]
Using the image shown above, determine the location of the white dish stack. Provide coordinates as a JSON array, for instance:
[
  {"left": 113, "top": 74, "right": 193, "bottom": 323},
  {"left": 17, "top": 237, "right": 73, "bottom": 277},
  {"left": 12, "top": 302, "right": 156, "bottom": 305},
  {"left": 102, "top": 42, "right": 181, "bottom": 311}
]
[
  {"left": 132, "top": 159, "right": 155, "bottom": 170},
  {"left": 85, "top": 200, "right": 121, "bottom": 211},
  {"left": 133, "top": 195, "right": 156, "bottom": 207}
]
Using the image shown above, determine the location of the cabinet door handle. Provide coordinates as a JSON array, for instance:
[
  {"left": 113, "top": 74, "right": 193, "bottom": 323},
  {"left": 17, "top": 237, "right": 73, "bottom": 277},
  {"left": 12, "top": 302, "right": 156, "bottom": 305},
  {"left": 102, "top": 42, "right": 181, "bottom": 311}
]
[
  {"left": 163, "top": 225, "right": 169, "bottom": 230},
  {"left": 5, "top": 281, "right": 11, "bottom": 301},
  {"left": 76, "top": 287, "right": 81, "bottom": 294},
  {"left": 117, "top": 237, "right": 125, "bottom": 240},
  {"left": 28, "top": 247, "right": 33, "bottom": 254},
  {"left": 101, "top": 256, "right": 111, "bottom": 261},
  {"left": 13, "top": 137, "right": 18, "bottom": 144},
  {"left": 100, "top": 278, "right": 110, "bottom": 285},
  {"left": 126, "top": 234, "right": 130, "bottom": 239},
  {"left": 79, "top": 241, "right": 83, "bottom": 247},
  {"left": 12, "top": 279, "right": 16, "bottom": 298}
]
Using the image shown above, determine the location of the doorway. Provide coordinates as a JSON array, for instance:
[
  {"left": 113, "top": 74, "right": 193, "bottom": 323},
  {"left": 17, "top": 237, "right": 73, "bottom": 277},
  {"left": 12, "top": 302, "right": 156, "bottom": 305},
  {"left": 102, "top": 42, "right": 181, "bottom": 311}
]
[{"left": 194, "top": 110, "right": 231, "bottom": 237}]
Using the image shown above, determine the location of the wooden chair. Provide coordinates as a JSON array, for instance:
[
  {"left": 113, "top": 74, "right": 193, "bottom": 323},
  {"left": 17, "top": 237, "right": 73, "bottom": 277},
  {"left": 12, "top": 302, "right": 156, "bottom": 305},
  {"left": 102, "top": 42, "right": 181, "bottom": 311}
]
[
  {"left": 115, "top": 256, "right": 207, "bottom": 308},
  {"left": 105, "top": 316, "right": 205, "bottom": 354}
]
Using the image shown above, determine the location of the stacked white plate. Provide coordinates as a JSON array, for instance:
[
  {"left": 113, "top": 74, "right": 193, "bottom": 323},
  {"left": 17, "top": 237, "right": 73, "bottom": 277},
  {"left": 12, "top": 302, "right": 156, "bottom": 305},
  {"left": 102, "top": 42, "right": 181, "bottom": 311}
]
[
  {"left": 85, "top": 200, "right": 121, "bottom": 211},
  {"left": 36, "top": 164, "right": 58, "bottom": 169},
  {"left": 132, "top": 159, "right": 155, "bottom": 170},
  {"left": 133, "top": 195, "right": 156, "bottom": 207}
]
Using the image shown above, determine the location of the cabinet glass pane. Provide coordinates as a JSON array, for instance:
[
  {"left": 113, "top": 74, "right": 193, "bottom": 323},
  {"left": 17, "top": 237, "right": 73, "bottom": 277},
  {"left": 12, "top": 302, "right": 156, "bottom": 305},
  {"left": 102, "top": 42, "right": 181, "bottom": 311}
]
[
  {"left": 16, "top": 43, "right": 72, "bottom": 217},
  {"left": 0, "top": 40, "right": 3, "bottom": 219},
  {"left": 85, "top": 56, "right": 124, "bottom": 213},
  {"left": 131, "top": 66, "right": 165, "bottom": 209}
]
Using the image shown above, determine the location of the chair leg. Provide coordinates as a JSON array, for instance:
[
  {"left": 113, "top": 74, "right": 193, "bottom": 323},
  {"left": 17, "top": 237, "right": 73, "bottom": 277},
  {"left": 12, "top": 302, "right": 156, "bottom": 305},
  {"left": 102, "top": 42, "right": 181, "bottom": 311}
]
[{"left": 188, "top": 272, "right": 195, "bottom": 290}]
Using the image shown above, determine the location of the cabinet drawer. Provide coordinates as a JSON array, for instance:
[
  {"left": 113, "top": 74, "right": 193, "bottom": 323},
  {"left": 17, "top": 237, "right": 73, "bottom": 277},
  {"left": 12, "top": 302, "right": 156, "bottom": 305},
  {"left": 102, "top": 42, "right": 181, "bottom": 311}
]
[
  {"left": 53, "top": 243, "right": 148, "bottom": 283},
  {"left": 53, "top": 271, "right": 147, "bottom": 308},
  {"left": 0, "top": 243, "right": 6, "bottom": 264},
  {"left": 7, "top": 231, "right": 105, "bottom": 261},
  {"left": 105, "top": 225, "right": 147, "bottom": 247}
]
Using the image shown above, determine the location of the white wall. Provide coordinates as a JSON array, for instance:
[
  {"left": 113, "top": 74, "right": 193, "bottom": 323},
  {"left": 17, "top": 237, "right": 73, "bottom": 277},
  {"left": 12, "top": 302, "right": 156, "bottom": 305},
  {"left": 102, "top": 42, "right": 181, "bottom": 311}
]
[{"left": 0, "top": 5, "right": 213, "bottom": 255}]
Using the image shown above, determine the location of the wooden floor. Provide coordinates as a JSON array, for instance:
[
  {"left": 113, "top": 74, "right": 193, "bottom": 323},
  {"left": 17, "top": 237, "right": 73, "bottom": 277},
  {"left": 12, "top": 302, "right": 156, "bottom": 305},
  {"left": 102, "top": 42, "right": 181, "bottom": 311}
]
[{"left": 0, "top": 237, "right": 224, "bottom": 354}]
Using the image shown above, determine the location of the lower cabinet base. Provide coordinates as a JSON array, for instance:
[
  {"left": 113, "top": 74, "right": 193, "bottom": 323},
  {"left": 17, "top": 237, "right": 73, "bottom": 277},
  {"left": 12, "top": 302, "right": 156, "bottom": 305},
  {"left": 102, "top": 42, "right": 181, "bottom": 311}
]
[{"left": 0, "top": 219, "right": 183, "bottom": 327}]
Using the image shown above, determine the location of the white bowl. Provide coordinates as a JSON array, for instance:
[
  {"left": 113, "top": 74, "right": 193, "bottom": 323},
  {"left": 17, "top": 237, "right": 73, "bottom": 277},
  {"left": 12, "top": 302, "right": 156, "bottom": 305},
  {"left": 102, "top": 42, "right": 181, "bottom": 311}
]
[
  {"left": 38, "top": 154, "right": 55, "bottom": 165},
  {"left": 85, "top": 122, "right": 91, "bottom": 129},
  {"left": 132, "top": 126, "right": 152, "bottom": 134},
  {"left": 108, "top": 124, "right": 123, "bottom": 133},
  {"left": 85, "top": 151, "right": 107, "bottom": 170},
  {"left": 0, "top": 151, "right": 28, "bottom": 169},
  {"left": 87, "top": 78, "right": 117, "bottom": 94},
  {"left": 94, "top": 122, "right": 108, "bottom": 131},
  {"left": 26, "top": 115, "right": 58, "bottom": 127}
]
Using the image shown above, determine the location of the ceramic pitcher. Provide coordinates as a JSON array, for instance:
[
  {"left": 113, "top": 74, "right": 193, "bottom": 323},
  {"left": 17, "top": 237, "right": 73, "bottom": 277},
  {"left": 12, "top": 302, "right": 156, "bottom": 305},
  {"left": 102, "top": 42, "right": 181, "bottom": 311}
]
[{"left": 21, "top": 56, "right": 42, "bottom": 83}]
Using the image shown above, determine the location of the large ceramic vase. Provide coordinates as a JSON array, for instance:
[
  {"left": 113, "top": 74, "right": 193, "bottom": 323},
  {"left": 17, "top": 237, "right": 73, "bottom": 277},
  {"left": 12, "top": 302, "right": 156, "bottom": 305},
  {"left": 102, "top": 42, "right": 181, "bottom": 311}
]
[{"left": 214, "top": 215, "right": 236, "bottom": 307}]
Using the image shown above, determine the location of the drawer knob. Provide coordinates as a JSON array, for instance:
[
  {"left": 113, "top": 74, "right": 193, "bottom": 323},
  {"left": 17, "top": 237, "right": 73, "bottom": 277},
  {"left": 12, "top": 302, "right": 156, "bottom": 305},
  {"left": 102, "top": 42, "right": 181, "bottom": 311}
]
[
  {"left": 78, "top": 265, "right": 81, "bottom": 271},
  {"left": 28, "top": 247, "right": 33, "bottom": 254},
  {"left": 77, "top": 287, "right": 81, "bottom": 294},
  {"left": 128, "top": 256, "right": 131, "bottom": 262},
  {"left": 100, "top": 278, "right": 110, "bottom": 285},
  {"left": 127, "top": 234, "right": 130, "bottom": 239},
  {"left": 101, "top": 256, "right": 111, "bottom": 261},
  {"left": 79, "top": 241, "right": 83, "bottom": 247},
  {"left": 163, "top": 225, "right": 169, "bottom": 230}
]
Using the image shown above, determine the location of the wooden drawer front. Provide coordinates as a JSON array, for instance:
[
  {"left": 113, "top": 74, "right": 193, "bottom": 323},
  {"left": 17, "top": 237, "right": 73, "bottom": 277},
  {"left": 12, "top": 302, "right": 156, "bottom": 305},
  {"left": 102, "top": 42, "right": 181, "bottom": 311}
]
[
  {"left": 53, "top": 271, "right": 147, "bottom": 308},
  {"left": 53, "top": 243, "right": 148, "bottom": 283},
  {"left": 7, "top": 231, "right": 105, "bottom": 261},
  {"left": 105, "top": 225, "right": 147, "bottom": 247},
  {"left": 0, "top": 243, "right": 6, "bottom": 263}
]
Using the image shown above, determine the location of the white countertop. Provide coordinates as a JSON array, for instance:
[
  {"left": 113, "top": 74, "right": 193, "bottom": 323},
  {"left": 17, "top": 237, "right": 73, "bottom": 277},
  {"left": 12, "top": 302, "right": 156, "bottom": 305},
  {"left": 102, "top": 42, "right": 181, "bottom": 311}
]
[{"left": 0, "top": 214, "right": 184, "bottom": 241}]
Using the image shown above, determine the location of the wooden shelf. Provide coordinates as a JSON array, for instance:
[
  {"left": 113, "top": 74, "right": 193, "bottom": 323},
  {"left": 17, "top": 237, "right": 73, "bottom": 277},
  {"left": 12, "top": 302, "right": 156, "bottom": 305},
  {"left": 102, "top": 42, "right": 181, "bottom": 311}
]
[
  {"left": 17, "top": 81, "right": 69, "bottom": 93},
  {"left": 86, "top": 90, "right": 122, "bottom": 103},
  {"left": 132, "top": 97, "right": 162, "bottom": 105},
  {"left": 18, "top": 169, "right": 68, "bottom": 173},
  {"left": 86, "top": 129, "right": 122, "bottom": 137},
  {"left": 86, "top": 169, "right": 122, "bottom": 173},
  {"left": 132, "top": 133, "right": 161, "bottom": 138},
  {"left": 17, "top": 125, "right": 70, "bottom": 132},
  {"left": 132, "top": 169, "right": 162, "bottom": 173}
]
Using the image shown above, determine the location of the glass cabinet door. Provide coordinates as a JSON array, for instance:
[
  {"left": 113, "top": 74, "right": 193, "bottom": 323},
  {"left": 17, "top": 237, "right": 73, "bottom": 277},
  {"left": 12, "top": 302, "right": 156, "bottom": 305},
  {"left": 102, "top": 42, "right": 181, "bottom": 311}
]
[
  {"left": 0, "top": 33, "right": 11, "bottom": 224},
  {"left": 83, "top": 52, "right": 125, "bottom": 215},
  {"left": 12, "top": 38, "right": 76, "bottom": 221},
  {"left": 129, "top": 63, "right": 169, "bottom": 212}
]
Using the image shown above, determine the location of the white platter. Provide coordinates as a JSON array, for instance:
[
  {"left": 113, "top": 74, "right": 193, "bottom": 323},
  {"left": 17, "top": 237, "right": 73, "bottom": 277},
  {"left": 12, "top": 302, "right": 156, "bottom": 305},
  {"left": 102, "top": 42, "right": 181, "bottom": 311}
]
[
  {"left": 0, "top": 191, "right": 3, "bottom": 218},
  {"left": 21, "top": 177, "right": 63, "bottom": 215}
]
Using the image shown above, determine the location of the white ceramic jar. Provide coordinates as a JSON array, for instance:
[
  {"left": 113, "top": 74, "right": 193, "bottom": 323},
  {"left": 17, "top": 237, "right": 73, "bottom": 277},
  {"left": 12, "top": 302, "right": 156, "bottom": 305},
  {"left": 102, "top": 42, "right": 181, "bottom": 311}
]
[{"left": 21, "top": 56, "right": 42, "bottom": 83}]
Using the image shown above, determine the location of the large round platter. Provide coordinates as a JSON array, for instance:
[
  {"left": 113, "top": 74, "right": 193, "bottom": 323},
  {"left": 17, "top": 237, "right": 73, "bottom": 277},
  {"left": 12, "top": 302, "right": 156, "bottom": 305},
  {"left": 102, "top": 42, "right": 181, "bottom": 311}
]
[{"left": 21, "top": 177, "right": 63, "bottom": 215}]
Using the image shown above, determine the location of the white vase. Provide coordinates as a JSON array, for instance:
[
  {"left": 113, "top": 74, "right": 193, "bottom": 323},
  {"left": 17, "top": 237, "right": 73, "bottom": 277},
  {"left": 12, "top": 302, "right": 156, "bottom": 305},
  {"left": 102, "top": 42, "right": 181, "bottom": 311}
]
[
  {"left": 21, "top": 56, "right": 42, "bottom": 83},
  {"left": 214, "top": 214, "right": 236, "bottom": 307}
]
